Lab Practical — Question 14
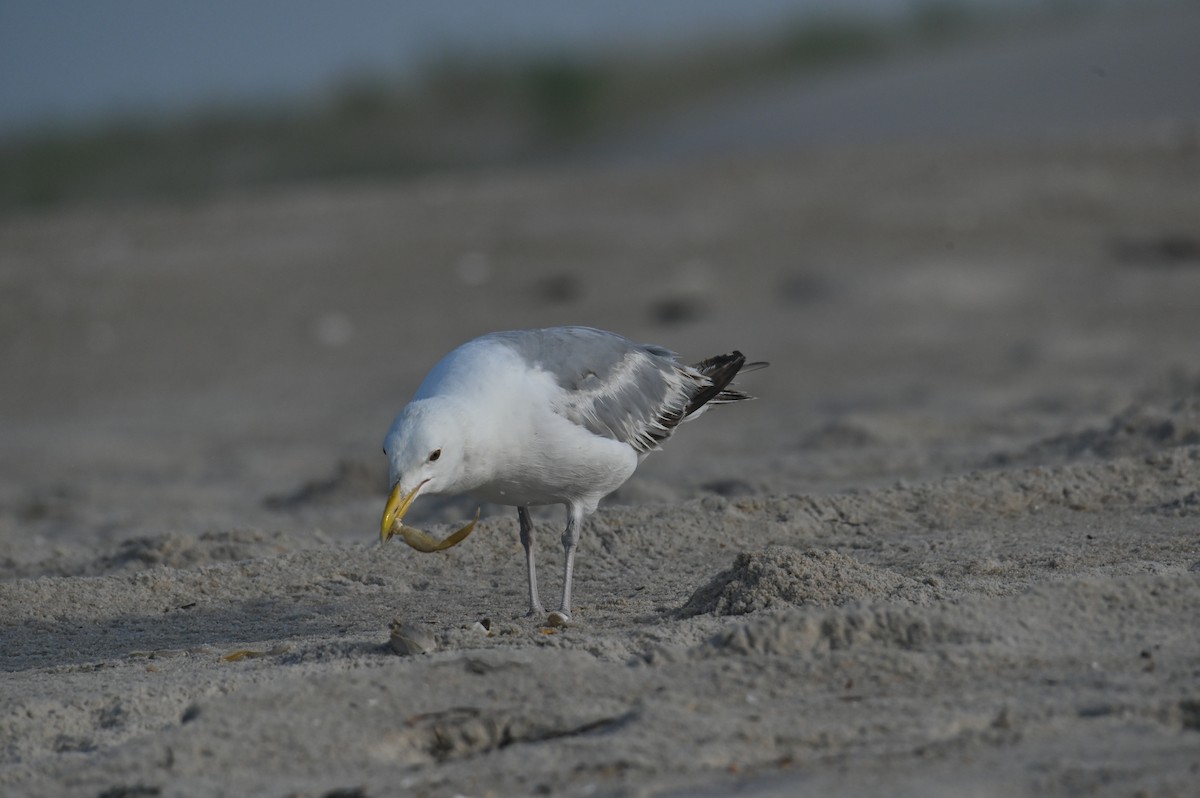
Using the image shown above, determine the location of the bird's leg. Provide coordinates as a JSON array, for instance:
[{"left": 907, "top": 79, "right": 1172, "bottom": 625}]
[
  {"left": 550, "top": 504, "right": 585, "bottom": 624},
  {"left": 518, "top": 506, "right": 545, "bottom": 616}
]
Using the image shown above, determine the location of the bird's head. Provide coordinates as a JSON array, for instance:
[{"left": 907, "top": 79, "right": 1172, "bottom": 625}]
[{"left": 380, "top": 399, "right": 473, "bottom": 546}]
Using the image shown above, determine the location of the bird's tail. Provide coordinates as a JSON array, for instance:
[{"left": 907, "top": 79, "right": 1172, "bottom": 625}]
[{"left": 684, "top": 352, "right": 768, "bottom": 417}]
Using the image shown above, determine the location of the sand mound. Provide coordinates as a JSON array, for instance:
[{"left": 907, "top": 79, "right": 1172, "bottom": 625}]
[
  {"left": 87, "top": 529, "right": 293, "bottom": 574},
  {"left": 699, "top": 605, "right": 977, "bottom": 659},
  {"left": 263, "top": 460, "right": 380, "bottom": 509},
  {"left": 996, "top": 375, "right": 1200, "bottom": 465},
  {"left": 679, "top": 546, "right": 937, "bottom": 617}
]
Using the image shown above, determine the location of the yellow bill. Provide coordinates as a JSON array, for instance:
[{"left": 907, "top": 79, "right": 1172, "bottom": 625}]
[{"left": 380, "top": 481, "right": 479, "bottom": 552}]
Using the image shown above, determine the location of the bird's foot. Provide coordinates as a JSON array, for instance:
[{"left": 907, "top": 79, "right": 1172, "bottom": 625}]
[
  {"left": 546, "top": 610, "right": 571, "bottom": 628},
  {"left": 525, "top": 603, "right": 546, "bottom": 619}
]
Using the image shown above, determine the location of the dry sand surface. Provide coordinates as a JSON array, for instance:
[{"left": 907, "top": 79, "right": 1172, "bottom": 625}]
[{"left": 3, "top": 121, "right": 1200, "bottom": 797}]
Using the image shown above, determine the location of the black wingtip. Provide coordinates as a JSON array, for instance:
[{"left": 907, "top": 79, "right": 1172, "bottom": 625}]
[{"left": 684, "top": 351, "right": 750, "bottom": 417}]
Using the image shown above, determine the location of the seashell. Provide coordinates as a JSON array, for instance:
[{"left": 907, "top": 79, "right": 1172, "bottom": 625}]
[{"left": 389, "top": 619, "right": 436, "bottom": 656}]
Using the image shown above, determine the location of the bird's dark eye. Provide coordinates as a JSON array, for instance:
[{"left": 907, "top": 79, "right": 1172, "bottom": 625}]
[{"left": 428, "top": 449, "right": 442, "bottom": 462}]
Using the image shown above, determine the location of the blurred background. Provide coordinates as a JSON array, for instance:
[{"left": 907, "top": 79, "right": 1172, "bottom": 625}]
[
  {"left": 1, "top": 0, "right": 1198, "bottom": 553},
  {"left": 3, "top": 0, "right": 1197, "bottom": 207}
]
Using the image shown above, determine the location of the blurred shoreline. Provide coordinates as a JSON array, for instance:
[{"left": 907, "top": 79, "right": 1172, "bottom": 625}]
[{"left": 7, "top": 2, "right": 1196, "bottom": 212}]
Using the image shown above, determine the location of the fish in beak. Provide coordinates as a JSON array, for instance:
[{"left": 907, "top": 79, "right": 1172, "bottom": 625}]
[{"left": 380, "top": 480, "right": 479, "bottom": 553}]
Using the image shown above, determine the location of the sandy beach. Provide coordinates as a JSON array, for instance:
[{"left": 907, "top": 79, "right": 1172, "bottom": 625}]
[{"left": 3, "top": 9, "right": 1200, "bottom": 795}]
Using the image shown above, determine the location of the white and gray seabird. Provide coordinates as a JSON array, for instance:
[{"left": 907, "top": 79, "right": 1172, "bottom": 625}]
[{"left": 380, "top": 326, "right": 764, "bottom": 625}]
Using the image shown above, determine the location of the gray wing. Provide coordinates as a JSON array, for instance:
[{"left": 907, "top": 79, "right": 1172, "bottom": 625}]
[{"left": 492, "top": 327, "right": 740, "bottom": 453}]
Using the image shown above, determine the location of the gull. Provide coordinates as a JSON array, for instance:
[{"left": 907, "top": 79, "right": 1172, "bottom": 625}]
[{"left": 380, "top": 326, "right": 764, "bottom": 624}]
